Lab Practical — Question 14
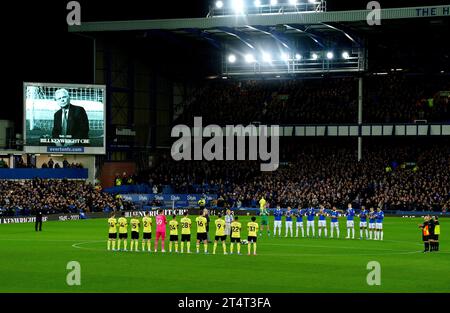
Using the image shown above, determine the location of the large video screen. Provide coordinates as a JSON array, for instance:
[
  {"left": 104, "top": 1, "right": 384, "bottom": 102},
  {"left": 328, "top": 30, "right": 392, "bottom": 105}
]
[{"left": 23, "top": 82, "right": 106, "bottom": 154}]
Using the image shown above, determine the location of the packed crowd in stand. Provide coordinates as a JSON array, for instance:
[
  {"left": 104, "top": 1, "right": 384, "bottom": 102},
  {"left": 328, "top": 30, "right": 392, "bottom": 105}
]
[
  {"left": 0, "top": 178, "right": 131, "bottom": 217},
  {"left": 142, "top": 139, "right": 450, "bottom": 212},
  {"left": 175, "top": 73, "right": 450, "bottom": 125}
]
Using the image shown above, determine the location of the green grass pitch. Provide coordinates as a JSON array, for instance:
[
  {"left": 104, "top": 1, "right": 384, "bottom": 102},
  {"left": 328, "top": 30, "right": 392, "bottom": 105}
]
[{"left": 0, "top": 216, "right": 448, "bottom": 293}]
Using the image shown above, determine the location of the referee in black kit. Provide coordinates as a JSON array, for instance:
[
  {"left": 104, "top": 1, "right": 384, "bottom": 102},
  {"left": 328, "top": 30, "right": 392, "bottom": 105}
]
[{"left": 35, "top": 207, "right": 43, "bottom": 231}]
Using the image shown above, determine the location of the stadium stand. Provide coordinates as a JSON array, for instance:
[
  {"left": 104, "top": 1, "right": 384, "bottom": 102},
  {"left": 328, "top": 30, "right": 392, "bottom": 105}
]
[
  {"left": 174, "top": 73, "right": 450, "bottom": 125},
  {"left": 0, "top": 178, "right": 133, "bottom": 217},
  {"left": 135, "top": 138, "right": 450, "bottom": 212}
]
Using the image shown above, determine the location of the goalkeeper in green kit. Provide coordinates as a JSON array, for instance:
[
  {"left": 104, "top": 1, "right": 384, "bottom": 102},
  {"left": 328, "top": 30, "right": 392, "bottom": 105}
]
[{"left": 259, "top": 196, "right": 270, "bottom": 237}]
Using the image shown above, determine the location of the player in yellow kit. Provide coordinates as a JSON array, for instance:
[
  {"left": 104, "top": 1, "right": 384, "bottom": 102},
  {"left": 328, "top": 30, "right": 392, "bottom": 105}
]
[
  {"left": 213, "top": 213, "right": 227, "bottom": 255},
  {"left": 107, "top": 213, "right": 118, "bottom": 251},
  {"left": 169, "top": 215, "right": 179, "bottom": 253},
  {"left": 247, "top": 216, "right": 259, "bottom": 256},
  {"left": 196, "top": 210, "right": 208, "bottom": 254},
  {"left": 142, "top": 212, "right": 152, "bottom": 252},
  {"left": 130, "top": 215, "right": 140, "bottom": 252},
  {"left": 180, "top": 211, "right": 192, "bottom": 253},
  {"left": 117, "top": 212, "right": 128, "bottom": 251},
  {"left": 230, "top": 216, "right": 242, "bottom": 255}
]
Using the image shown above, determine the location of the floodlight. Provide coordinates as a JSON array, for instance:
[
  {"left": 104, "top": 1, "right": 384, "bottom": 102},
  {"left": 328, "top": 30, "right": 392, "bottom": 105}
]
[
  {"left": 215, "top": 1, "right": 224, "bottom": 9},
  {"left": 326, "top": 52, "right": 334, "bottom": 59},
  {"left": 342, "top": 51, "right": 350, "bottom": 59},
  {"left": 281, "top": 52, "right": 289, "bottom": 61},
  {"left": 245, "top": 54, "right": 256, "bottom": 63},
  {"left": 270, "top": 0, "right": 278, "bottom": 5},
  {"left": 228, "top": 54, "right": 236, "bottom": 63},
  {"left": 289, "top": 0, "right": 298, "bottom": 5},
  {"left": 311, "top": 53, "right": 318, "bottom": 60},
  {"left": 254, "top": 0, "right": 262, "bottom": 7},
  {"left": 295, "top": 53, "right": 302, "bottom": 60},
  {"left": 232, "top": 0, "right": 245, "bottom": 14},
  {"left": 308, "top": 0, "right": 316, "bottom": 3}
]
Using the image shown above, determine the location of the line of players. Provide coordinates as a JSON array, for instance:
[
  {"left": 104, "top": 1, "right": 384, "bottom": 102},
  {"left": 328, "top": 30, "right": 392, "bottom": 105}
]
[
  {"left": 261, "top": 203, "right": 385, "bottom": 240},
  {"left": 107, "top": 209, "right": 259, "bottom": 255}
]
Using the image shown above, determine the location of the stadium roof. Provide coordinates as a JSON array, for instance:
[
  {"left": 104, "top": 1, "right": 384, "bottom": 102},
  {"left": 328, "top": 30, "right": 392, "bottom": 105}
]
[
  {"left": 67, "top": 4, "right": 449, "bottom": 77},
  {"left": 69, "top": 5, "right": 449, "bottom": 34}
]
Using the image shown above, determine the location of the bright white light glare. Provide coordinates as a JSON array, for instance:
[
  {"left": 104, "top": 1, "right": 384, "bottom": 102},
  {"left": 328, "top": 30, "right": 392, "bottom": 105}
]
[
  {"left": 342, "top": 51, "right": 350, "bottom": 59},
  {"left": 270, "top": 0, "right": 278, "bottom": 5},
  {"left": 308, "top": 0, "right": 316, "bottom": 3},
  {"left": 326, "top": 52, "right": 334, "bottom": 59},
  {"left": 312, "top": 53, "right": 318, "bottom": 60},
  {"left": 245, "top": 54, "right": 256, "bottom": 63},
  {"left": 295, "top": 53, "right": 302, "bottom": 60},
  {"left": 281, "top": 53, "right": 289, "bottom": 61},
  {"left": 254, "top": 0, "right": 262, "bottom": 7},
  {"left": 228, "top": 54, "right": 236, "bottom": 63},
  {"left": 215, "top": 1, "right": 224, "bottom": 9},
  {"left": 232, "top": 0, "right": 245, "bottom": 14},
  {"left": 289, "top": 0, "right": 298, "bottom": 5},
  {"left": 262, "top": 52, "right": 272, "bottom": 63}
]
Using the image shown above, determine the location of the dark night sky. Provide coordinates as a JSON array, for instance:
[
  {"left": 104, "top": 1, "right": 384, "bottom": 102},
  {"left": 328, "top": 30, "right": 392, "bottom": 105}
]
[{"left": 3, "top": 0, "right": 449, "bottom": 130}]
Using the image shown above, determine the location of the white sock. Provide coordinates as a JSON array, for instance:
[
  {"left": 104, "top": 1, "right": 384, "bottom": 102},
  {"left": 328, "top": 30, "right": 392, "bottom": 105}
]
[
  {"left": 380, "top": 231, "right": 383, "bottom": 240},
  {"left": 336, "top": 228, "right": 340, "bottom": 237},
  {"left": 352, "top": 228, "right": 355, "bottom": 238},
  {"left": 324, "top": 228, "right": 327, "bottom": 237},
  {"left": 318, "top": 228, "right": 322, "bottom": 237},
  {"left": 365, "top": 229, "right": 369, "bottom": 238},
  {"left": 360, "top": 230, "right": 363, "bottom": 238},
  {"left": 301, "top": 227, "right": 304, "bottom": 237},
  {"left": 347, "top": 229, "right": 350, "bottom": 237},
  {"left": 369, "top": 231, "right": 372, "bottom": 239}
]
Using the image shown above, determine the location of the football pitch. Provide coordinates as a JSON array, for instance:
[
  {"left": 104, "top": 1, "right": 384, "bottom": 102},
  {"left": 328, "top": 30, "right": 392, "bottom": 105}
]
[{"left": 0, "top": 216, "right": 448, "bottom": 293}]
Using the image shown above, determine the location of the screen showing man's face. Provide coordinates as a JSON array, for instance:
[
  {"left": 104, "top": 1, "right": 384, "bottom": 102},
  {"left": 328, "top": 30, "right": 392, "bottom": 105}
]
[{"left": 55, "top": 89, "right": 69, "bottom": 108}]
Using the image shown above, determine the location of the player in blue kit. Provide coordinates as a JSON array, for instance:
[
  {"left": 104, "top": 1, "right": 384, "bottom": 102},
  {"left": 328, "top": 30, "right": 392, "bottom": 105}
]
[
  {"left": 306, "top": 206, "right": 316, "bottom": 238},
  {"left": 345, "top": 203, "right": 356, "bottom": 239},
  {"left": 317, "top": 206, "right": 328, "bottom": 238},
  {"left": 295, "top": 208, "right": 305, "bottom": 238},
  {"left": 329, "top": 206, "right": 340, "bottom": 238},
  {"left": 284, "top": 207, "right": 294, "bottom": 237},
  {"left": 359, "top": 206, "right": 369, "bottom": 240},
  {"left": 273, "top": 205, "right": 283, "bottom": 237},
  {"left": 375, "top": 207, "right": 384, "bottom": 240},
  {"left": 368, "top": 207, "right": 376, "bottom": 240}
]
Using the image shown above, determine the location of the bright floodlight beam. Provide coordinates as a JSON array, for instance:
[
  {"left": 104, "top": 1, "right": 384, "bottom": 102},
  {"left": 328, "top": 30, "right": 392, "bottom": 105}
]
[
  {"left": 342, "top": 51, "right": 350, "bottom": 59},
  {"left": 245, "top": 54, "right": 255, "bottom": 63},
  {"left": 215, "top": 1, "right": 224, "bottom": 9},
  {"left": 326, "top": 52, "right": 334, "bottom": 59},
  {"left": 262, "top": 52, "right": 272, "bottom": 63},
  {"left": 281, "top": 52, "right": 289, "bottom": 61},
  {"left": 228, "top": 54, "right": 236, "bottom": 63},
  {"left": 289, "top": 0, "right": 298, "bottom": 5},
  {"left": 254, "top": 0, "right": 262, "bottom": 7},
  {"left": 308, "top": 0, "right": 316, "bottom": 3},
  {"left": 270, "top": 0, "right": 278, "bottom": 5},
  {"left": 312, "top": 53, "right": 318, "bottom": 60},
  {"left": 233, "top": 0, "right": 245, "bottom": 14},
  {"left": 295, "top": 53, "right": 302, "bottom": 60}
]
